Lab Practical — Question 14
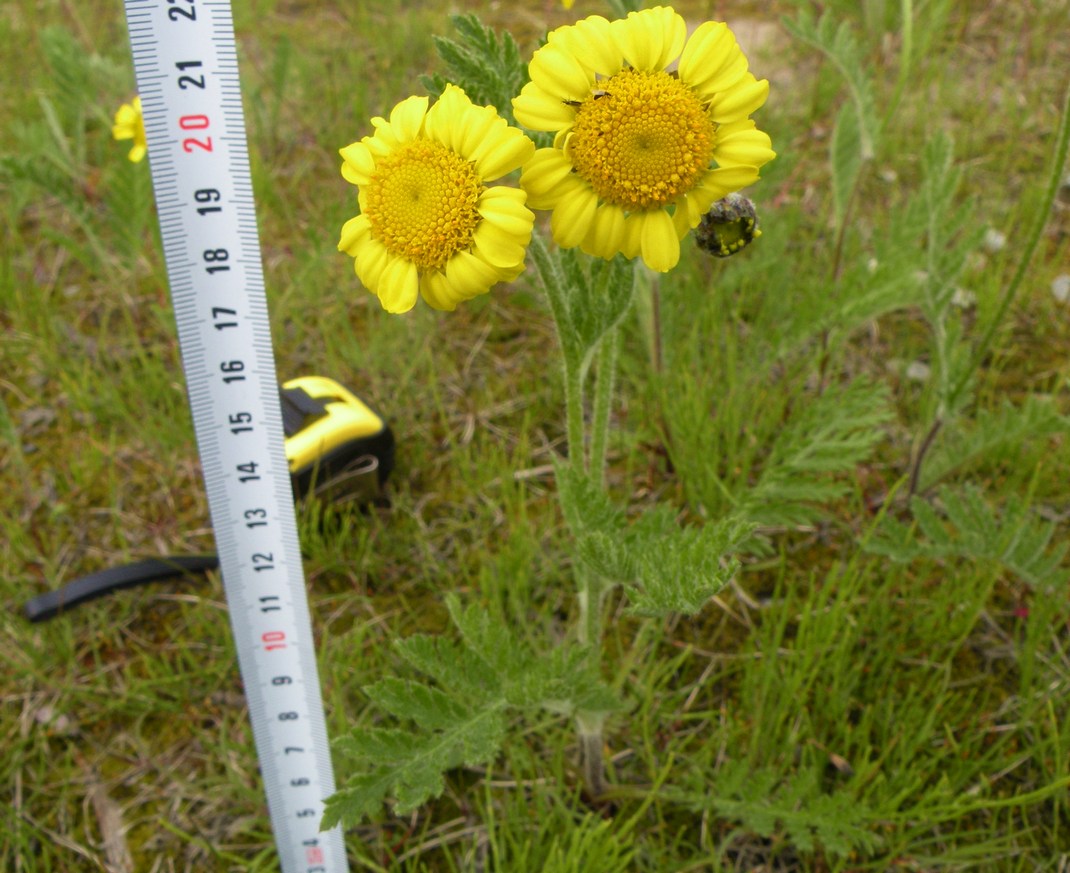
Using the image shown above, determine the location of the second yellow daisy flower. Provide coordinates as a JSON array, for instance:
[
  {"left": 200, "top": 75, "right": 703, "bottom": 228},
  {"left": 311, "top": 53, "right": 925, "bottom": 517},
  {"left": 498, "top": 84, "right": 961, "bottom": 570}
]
[
  {"left": 339, "top": 85, "right": 536, "bottom": 313},
  {"left": 513, "top": 6, "right": 776, "bottom": 272}
]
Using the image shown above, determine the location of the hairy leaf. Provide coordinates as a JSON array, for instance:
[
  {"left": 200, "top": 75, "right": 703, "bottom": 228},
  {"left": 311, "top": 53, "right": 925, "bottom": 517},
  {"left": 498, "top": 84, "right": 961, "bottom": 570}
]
[
  {"left": 420, "top": 14, "right": 528, "bottom": 126},
  {"left": 866, "top": 485, "right": 1069, "bottom": 591},
  {"left": 736, "top": 379, "right": 892, "bottom": 532},
  {"left": 326, "top": 596, "right": 617, "bottom": 825},
  {"left": 920, "top": 397, "right": 1070, "bottom": 490},
  {"left": 782, "top": 10, "right": 879, "bottom": 159}
]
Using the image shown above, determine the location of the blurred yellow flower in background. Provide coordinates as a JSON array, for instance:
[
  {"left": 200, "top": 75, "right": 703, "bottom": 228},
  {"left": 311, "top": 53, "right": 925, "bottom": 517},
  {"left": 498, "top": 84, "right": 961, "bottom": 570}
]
[
  {"left": 513, "top": 6, "right": 775, "bottom": 272},
  {"left": 112, "top": 96, "right": 147, "bottom": 163},
  {"left": 338, "top": 85, "right": 535, "bottom": 313}
]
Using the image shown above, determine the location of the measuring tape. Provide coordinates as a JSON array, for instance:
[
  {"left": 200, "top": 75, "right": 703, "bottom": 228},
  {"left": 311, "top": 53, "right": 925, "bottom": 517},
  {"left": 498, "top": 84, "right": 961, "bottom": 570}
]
[{"left": 122, "top": 1, "right": 348, "bottom": 870}]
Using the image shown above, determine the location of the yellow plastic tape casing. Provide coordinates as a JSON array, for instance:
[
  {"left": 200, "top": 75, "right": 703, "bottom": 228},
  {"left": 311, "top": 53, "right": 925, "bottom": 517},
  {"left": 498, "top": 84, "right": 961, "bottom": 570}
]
[{"left": 282, "top": 375, "right": 385, "bottom": 472}]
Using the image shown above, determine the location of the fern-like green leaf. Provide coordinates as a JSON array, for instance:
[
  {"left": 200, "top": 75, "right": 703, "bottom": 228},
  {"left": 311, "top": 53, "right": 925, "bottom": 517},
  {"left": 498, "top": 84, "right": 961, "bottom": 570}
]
[
  {"left": 920, "top": 395, "right": 1070, "bottom": 492},
  {"left": 782, "top": 10, "right": 879, "bottom": 159},
  {"left": 735, "top": 379, "right": 892, "bottom": 533},
  {"left": 558, "top": 464, "right": 753, "bottom": 617},
  {"left": 326, "top": 597, "right": 617, "bottom": 825},
  {"left": 688, "top": 761, "right": 881, "bottom": 859},
  {"left": 866, "top": 485, "right": 1069, "bottom": 591},
  {"left": 419, "top": 14, "right": 528, "bottom": 125}
]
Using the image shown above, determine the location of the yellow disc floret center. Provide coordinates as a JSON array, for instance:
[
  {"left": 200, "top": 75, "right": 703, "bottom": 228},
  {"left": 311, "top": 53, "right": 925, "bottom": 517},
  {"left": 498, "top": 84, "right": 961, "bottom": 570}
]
[
  {"left": 364, "top": 139, "right": 483, "bottom": 270},
  {"left": 568, "top": 69, "right": 716, "bottom": 211}
]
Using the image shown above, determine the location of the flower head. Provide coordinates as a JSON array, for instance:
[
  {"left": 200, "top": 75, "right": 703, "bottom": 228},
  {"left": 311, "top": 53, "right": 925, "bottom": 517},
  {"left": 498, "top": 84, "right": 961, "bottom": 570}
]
[
  {"left": 338, "top": 85, "right": 536, "bottom": 313},
  {"left": 513, "top": 6, "right": 775, "bottom": 272},
  {"left": 112, "top": 96, "right": 147, "bottom": 163}
]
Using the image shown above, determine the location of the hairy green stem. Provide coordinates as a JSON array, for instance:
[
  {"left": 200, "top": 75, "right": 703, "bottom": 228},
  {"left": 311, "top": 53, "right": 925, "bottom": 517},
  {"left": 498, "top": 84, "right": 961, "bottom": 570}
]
[
  {"left": 529, "top": 231, "right": 587, "bottom": 469},
  {"left": 576, "top": 709, "right": 607, "bottom": 799},
  {"left": 531, "top": 234, "right": 634, "bottom": 797},
  {"left": 589, "top": 327, "right": 620, "bottom": 488},
  {"left": 565, "top": 362, "right": 587, "bottom": 471},
  {"left": 883, "top": 0, "right": 913, "bottom": 128}
]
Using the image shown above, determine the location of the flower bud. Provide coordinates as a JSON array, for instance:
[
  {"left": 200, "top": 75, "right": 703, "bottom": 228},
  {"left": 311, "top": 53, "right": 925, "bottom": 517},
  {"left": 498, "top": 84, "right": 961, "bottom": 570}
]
[{"left": 694, "top": 193, "right": 761, "bottom": 258}]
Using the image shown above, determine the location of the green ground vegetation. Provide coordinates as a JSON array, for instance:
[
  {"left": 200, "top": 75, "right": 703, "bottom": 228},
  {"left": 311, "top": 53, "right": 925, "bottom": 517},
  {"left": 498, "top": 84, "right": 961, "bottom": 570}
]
[{"left": 2, "top": 0, "right": 1069, "bottom": 870}]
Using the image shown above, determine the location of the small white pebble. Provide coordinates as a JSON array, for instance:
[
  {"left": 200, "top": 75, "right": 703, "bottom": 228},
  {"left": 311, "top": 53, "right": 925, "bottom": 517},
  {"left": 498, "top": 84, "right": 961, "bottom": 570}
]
[
  {"left": 983, "top": 228, "right": 1007, "bottom": 253},
  {"left": 1053, "top": 274, "right": 1070, "bottom": 304},
  {"left": 906, "top": 361, "right": 931, "bottom": 382},
  {"left": 951, "top": 287, "right": 976, "bottom": 308}
]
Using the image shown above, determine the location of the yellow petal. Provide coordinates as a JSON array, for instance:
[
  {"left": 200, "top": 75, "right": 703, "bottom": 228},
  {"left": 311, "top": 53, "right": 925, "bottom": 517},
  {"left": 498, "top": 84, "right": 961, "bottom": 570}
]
[
  {"left": 699, "top": 165, "right": 761, "bottom": 201},
  {"left": 512, "top": 86, "right": 576, "bottom": 132},
  {"left": 672, "top": 199, "right": 694, "bottom": 238},
  {"left": 471, "top": 122, "right": 535, "bottom": 181},
  {"left": 710, "top": 75, "right": 770, "bottom": 123},
  {"left": 419, "top": 269, "right": 460, "bottom": 311},
  {"left": 472, "top": 221, "right": 528, "bottom": 270},
  {"left": 354, "top": 238, "right": 391, "bottom": 294},
  {"left": 338, "top": 214, "right": 371, "bottom": 256},
  {"left": 519, "top": 148, "right": 577, "bottom": 208},
  {"left": 581, "top": 204, "right": 627, "bottom": 260},
  {"left": 714, "top": 127, "right": 776, "bottom": 168},
  {"left": 387, "top": 95, "right": 429, "bottom": 142},
  {"left": 478, "top": 187, "right": 536, "bottom": 240},
  {"left": 339, "top": 141, "right": 375, "bottom": 185},
  {"left": 639, "top": 209, "right": 680, "bottom": 272},
  {"left": 529, "top": 42, "right": 594, "bottom": 101},
  {"left": 429, "top": 88, "right": 494, "bottom": 159},
  {"left": 550, "top": 15, "right": 622, "bottom": 78},
  {"left": 679, "top": 22, "right": 749, "bottom": 98},
  {"left": 376, "top": 256, "right": 420, "bottom": 313},
  {"left": 620, "top": 214, "right": 645, "bottom": 260},
  {"left": 445, "top": 250, "right": 499, "bottom": 300},
  {"left": 550, "top": 186, "right": 599, "bottom": 248},
  {"left": 613, "top": 7, "right": 686, "bottom": 72}
]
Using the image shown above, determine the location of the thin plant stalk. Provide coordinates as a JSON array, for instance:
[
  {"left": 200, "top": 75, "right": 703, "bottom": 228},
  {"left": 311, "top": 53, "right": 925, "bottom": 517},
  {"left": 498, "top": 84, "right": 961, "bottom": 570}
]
[
  {"left": 529, "top": 229, "right": 632, "bottom": 797},
  {"left": 589, "top": 326, "right": 620, "bottom": 488},
  {"left": 949, "top": 78, "right": 1070, "bottom": 409}
]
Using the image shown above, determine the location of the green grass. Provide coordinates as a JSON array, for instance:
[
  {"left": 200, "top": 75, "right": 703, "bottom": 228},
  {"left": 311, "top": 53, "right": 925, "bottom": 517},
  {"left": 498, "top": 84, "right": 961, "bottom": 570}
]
[{"left": 3, "top": 0, "right": 1070, "bottom": 870}]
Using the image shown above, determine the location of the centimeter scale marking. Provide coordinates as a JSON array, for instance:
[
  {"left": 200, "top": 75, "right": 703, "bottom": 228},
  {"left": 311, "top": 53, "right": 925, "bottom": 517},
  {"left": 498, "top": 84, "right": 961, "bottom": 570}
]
[{"left": 122, "top": 1, "right": 348, "bottom": 871}]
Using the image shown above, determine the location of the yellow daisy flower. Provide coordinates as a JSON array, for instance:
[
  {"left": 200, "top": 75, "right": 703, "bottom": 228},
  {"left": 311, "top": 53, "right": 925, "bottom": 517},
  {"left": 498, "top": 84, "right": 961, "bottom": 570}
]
[
  {"left": 112, "top": 96, "right": 147, "bottom": 163},
  {"left": 513, "top": 6, "right": 776, "bottom": 272},
  {"left": 338, "top": 85, "right": 536, "bottom": 313}
]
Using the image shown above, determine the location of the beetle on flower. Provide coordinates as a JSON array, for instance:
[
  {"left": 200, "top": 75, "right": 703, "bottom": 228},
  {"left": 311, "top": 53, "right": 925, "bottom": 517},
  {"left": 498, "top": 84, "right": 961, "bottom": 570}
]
[{"left": 513, "top": 6, "right": 775, "bottom": 272}]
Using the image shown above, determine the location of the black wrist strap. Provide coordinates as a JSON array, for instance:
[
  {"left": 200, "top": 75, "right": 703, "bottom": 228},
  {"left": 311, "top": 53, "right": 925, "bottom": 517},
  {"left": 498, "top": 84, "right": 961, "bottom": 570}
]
[{"left": 22, "top": 555, "right": 220, "bottom": 623}]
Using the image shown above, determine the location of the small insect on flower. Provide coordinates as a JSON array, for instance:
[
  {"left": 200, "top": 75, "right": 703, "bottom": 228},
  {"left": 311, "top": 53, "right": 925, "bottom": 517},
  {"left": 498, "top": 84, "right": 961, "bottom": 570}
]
[
  {"left": 694, "top": 193, "right": 761, "bottom": 258},
  {"left": 112, "top": 96, "right": 147, "bottom": 163},
  {"left": 513, "top": 6, "right": 775, "bottom": 272}
]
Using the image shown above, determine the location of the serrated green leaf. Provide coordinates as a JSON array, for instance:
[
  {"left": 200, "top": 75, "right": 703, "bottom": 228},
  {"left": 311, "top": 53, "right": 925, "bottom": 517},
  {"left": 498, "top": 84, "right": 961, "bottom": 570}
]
[
  {"left": 694, "top": 761, "right": 881, "bottom": 859},
  {"left": 364, "top": 678, "right": 469, "bottom": 729},
  {"left": 429, "top": 14, "right": 529, "bottom": 124},
  {"left": 865, "top": 485, "right": 1070, "bottom": 591},
  {"left": 554, "top": 460, "right": 626, "bottom": 541},
  {"left": 320, "top": 769, "right": 397, "bottom": 830},
  {"left": 736, "top": 379, "right": 892, "bottom": 532},
  {"left": 782, "top": 10, "right": 879, "bottom": 158},
  {"left": 328, "top": 598, "right": 620, "bottom": 824}
]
